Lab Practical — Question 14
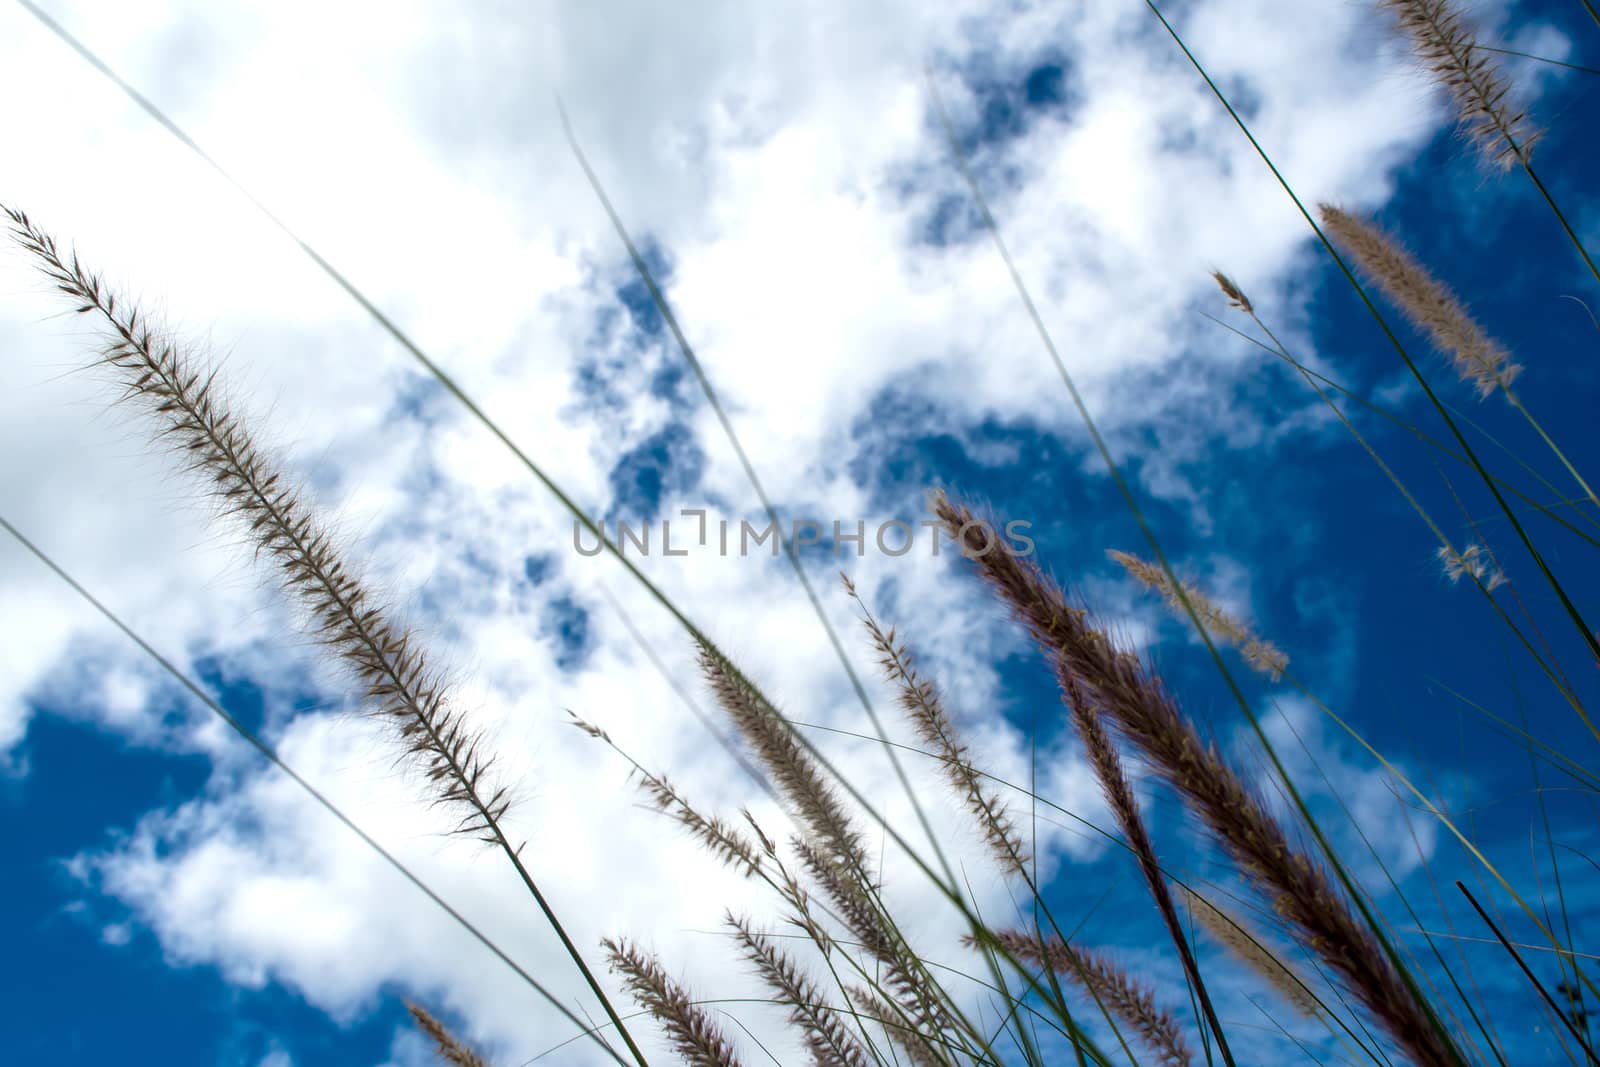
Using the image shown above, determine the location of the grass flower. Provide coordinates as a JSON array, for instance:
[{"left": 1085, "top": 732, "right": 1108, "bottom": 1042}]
[
  {"left": 4, "top": 204, "right": 647, "bottom": 1066},
  {"left": 980, "top": 929, "right": 1194, "bottom": 1067},
  {"left": 845, "top": 576, "right": 1028, "bottom": 875},
  {"left": 1177, "top": 885, "right": 1323, "bottom": 1022},
  {"left": 407, "top": 1002, "right": 493, "bottom": 1067},
  {"left": 934, "top": 491, "right": 1458, "bottom": 1067},
  {"left": 1380, "top": 0, "right": 1541, "bottom": 169},
  {"left": 1320, "top": 204, "right": 1522, "bottom": 399},
  {"left": 604, "top": 938, "right": 745, "bottom": 1067},
  {"left": 1108, "top": 549, "right": 1288, "bottom": 680},
  {"left": 1437, "top": 542, "right": 1508, "bottom": 591},
  {"left": 847, "top": 986, "right": 949, "bottom": 1067},
  {"left": 726, "top": 912, "right": 871, "bottom": 1067},
  {"left": 698, "top": 642, "right": 869, "bottom": 875},
  {"left": 1209, "top": 270, "right": 1254, "bottom": 314},
  {"left": 4, "top": 205, "right": 512, "bottom": 832}
]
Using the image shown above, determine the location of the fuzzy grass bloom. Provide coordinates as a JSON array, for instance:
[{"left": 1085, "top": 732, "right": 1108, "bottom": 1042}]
[
  {"left": 604, "top": 938, "right": 745, "bottom": 1067},
  {"left": 934, "top": 492, "right": 1458, "bottom": 1067},
  {"left": 570, "top": 712, "right": 768, "bottom": 876},
  {"left": 980, "top": 929, "right": 1194, "bottom": 1067},
  {"left": 698, "top": 642, "right": 869, "bottom": 875},
  {"left": 1108, "top": 550, "right": 1288, "bottom": 680},
  {"left": 698, "top": 642, "right": 957, "bottom": 1047},
  {"left": 1177, "top": 885, "right": 1322, "bottom": 1022},
  {"left": 1380, "top": 0, "right": 1541, "bottom": 169},
  {"left": 847, "top": 986, "right": 948, "bottom": 1067},
  {"left": 790, "top": 835, "right": 956, "bottom": 1045},
  {"left": 7, "top": 204, "right": 650, "bottom": 1066},
  {"left": 638, "top": 771, "right": 768, "bottom": 877},
  {"left": 1209, "top": 270, "right": 1253, "bottom": 314},
  {"left": 845, "top": 576, "right": 1028, "bottom": 875},
  {"left": 726, "top": 912, "right": 871, "bottom": 1067},
  {"left": 407, "top": 1003, "right": 493, "bottom": 1067},
  {"left": 1437, "top": 542, "right": 1508, "bottom": 591},
  {"left": 1058, "top": 671, "right": 1229, "bottom": 1061},
  {"left": 1320, "top": 204, "right": 1522, "bottom": 399},
  {"left": 4, "top": 205, "right": 512, "bottom": 837}
]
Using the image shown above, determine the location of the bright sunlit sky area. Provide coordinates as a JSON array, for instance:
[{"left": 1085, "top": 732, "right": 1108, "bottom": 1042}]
[{"left": 2, "top": 0, "right": 1599, "bottom": 1064}]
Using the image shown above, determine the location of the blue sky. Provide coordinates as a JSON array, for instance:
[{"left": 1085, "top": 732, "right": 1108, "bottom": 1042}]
[{"left": 2, "top": 0, "right": 1599, "bottom": 1064}]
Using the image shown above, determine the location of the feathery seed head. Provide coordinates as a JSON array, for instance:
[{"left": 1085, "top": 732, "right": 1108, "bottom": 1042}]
[
  {"left": 1379, "top": 0, "right": 1541, "bottom": 169},
  {"left": 976, "top": 930, "right": 1194, "bottom": 1067},
  {"left": 603, "top": 937, "right": 745, "bottom": 1067},
  {"left": 406, "top": 1002, "right": 493, "bottom": 1067},
  {"left": 790, "top": 834, "right": 955, "bottom": 1042},
  {"left": 637, "top": 771, "right": 765, "bottom": 876},
  {"left": 934, "top": 491, "right": 1458, "bottom": 1067},
  {"left": 697, "top": 642, "right": 868, "bottom": 873},
  {"left": 847, "top": 987, "right": 948, "bottom": 1067},
  {"left": 4, "top": 206, "right": 511, "bottom": 840},
  {"left": 1108, "top": 549, "right": 1287, "bottom": 680},
  {"left": 1209, "top": 271, "right": 1253, "bottom": 314},
  {"left": 1177, "top": 885, "right": 1323, "bottom": 1021},
  {"left": 1319, "top": 204, "right": 1522, "bottom": 399},
  {"left": 1437, "top": 542, "right": 1507, "bottom": 591},
  {"left": 845, "top": 579, "right": 1029, "bottom": 875},
  {"left": 726, "top": 912, "right": 871, "bottom": 1067}
]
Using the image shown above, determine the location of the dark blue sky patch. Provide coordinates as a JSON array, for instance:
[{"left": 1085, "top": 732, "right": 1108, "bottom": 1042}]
[
  {"left": 649, "top": 356, "right": 695, "bottom": 412},
  {"left": 1213, "top": 71, "right": 1263, "bottom": 125},
  {"left": 614, "top": 237, "right": 675, "bottom": 340},
  {"left": 846, "top": 381, "right": 1159, "bottom": 573},
  {"left": 541, "top": 593, "right": 591, "bottom": 672},
  {"left": 383, "top": 368, "right": 451, "bottom": 429},
  {"left": 0, "top": 712, "right": 406, "bottom": 1066},
  {"left": 569, "top": 326, "right": 636, "bottom": 417},
  {"left": 897, "top": 54, "right": 1078, "bottom": 249},
  {"left": 187, "top": 651, "right": 326, "bottom": 740},
  {"left": 1025, "top": 63, "right": 1067, "bottom": 106},
  {"left": 941, "top": 52, "right": 1079, "bottom": 155},
  {"left": 522, "top": 552, "right": 555, "bottom": 586},
  {"left": 569, "top": 238, "right": 701, "bottom": 420},
  {"left": 917, "top": 191, "right": 987, "bottom": 249},
  {"left": 607, "top": 421, "right": 706, "bottom": 520}
]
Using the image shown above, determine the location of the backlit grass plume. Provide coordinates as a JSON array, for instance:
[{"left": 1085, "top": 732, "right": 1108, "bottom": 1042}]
[
  {"left": 1379, "top": 0, "right": 1541, "bottom": 169},
  {"left": 3, "top": 204, "right": 509, "bottom": 838},
  {"left": 1059, "top": 671, "right": 1233, "bottom": 1062},
  {"left": 933, "top": 491, "right": 1459, "bottom": 1067},
  {"left": 979, "top": 929, "right": 1195, "bottom": 1067},
  {"left": 847, "top": 986, "right": 948, "bottom": 1067},
  {"left": 845, "top": 575, "right": 1028, "bottom": 875},
  {"left": 407, "top": 1002, "right": 494, "bottom": 1067},
  {"left": 1437, "top": 542, "right": 1508, "bottom": 591},
  {"left": 696, "top": 641, "right": 960, "bottom": 1048},
  {"left": 1108, "top": 549, "right": 1288, "bottom": 680},
  {"left": 569, "top": 713, "right": 769, "bottom": 878},
  {"left": 1177, "top": 885, "right": 1323, "bottom": 1022},
  {"left": 698, "top": 641, "right": 869, "bottom": 874},
  {"left": 725, "top": 911, "right": 871, "bottom": 1067},
  {"left": 604, "top": 937, "right": 745, "bottom": 1067},
  {"left": 1319, "top": 204, "right": 1521, "bottom": 399}
]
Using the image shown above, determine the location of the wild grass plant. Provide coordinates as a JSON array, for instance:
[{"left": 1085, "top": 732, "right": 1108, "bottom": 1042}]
[{"left": 3, "top": 0, "right": 1599, "bottom": 1064}]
